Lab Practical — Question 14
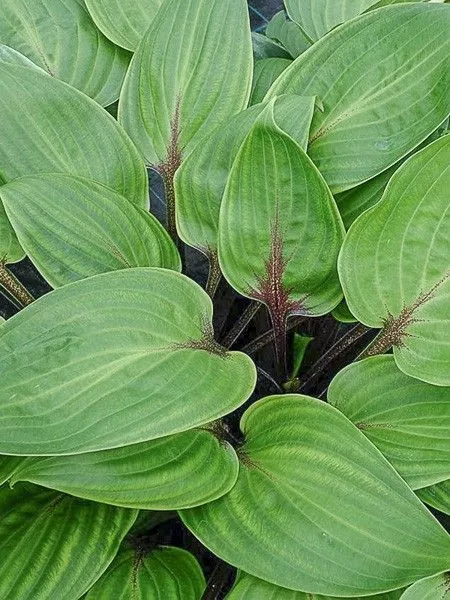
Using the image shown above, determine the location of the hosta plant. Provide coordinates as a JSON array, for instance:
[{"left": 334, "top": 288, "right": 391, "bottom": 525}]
[{"left": 0, "top": 0, "right": 449, "bottom": 598}]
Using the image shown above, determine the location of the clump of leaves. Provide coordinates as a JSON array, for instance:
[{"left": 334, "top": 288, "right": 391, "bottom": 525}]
[{"left": 0, "top": 0, "right": 449, "bottom": 598}]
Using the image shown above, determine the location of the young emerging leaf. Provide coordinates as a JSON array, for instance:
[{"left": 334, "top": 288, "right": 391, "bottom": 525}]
[
  {"left": 338, "top": 135, "right": 450, "bottom": 385},
  {"left": 84, "top": 546, "right": 205, "bottom": 599},
  {"left": 265, "top": 11, "right": 311, "bottom": 58},
  {"left": 284, "top": 0, "right": 381, "bottom": 40},
  {"left": 175, "top": 95, "right": 316, "bottom": 260},
  {"left": 252, "top": 32, "right": 291, "bottom": 60},
  {"left": 218, "top": 114, "right": 344, "bottom": 345},
  {"left": 268, "top": 4, "right": 450, "bottom": 192},
  {"left": 0, "top": 483, "right": 137, "bottom": 600},
  {"left": 181, "top": 395, "right": 450, "bottom": 596},
  {"left": 331, "top": 299, "right": 357, "bottom": 324},
  {"left": 417, "top": 480, "right": 450, "bottom": 516},
  {"left": 0, "top": 268, "right": 256, "bottom": 455},
  {"left": 0, "top": 0, "right": 131, "bottom": 106},
  {"left": 400, "top": 573, "right": 450, "bottom": 600},
  {"left": 328, "top": 356, "right": 450, "bottom": 489},
  {"left": 118, "top": 0, "right": 253, "bottom": 168},
  {"left": 1, "top": 174, "right": 180, "bottom": 287},
  {"left": 84, "top": 0, "right": 163, "bottom": 51},
  {"left": 226, "top": 572, "right": 404, "bottom": 599},
  {"left": 7, "top": 429, "right": 239, "bottom": 510},
  {"left": 251, "top": 59, "right": 292, "bottom": 105}
]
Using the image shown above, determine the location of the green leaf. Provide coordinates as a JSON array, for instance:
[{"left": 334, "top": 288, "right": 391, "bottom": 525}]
[
  {"left": 118, "top": 0, "right": 253, "bottom": 167},
  {"left": 251, "top": 59, "right": 292, "bottom": 105},
  {"left": 400, "top": 573, "right": 450, "bottom": 600},
  {"left": 0, "top": 456, "right": 25, "bottom": 485},
  {"left": 0, "top": 0, "right": 131, "bottom": 106},
  {"left": 0, "top": 483, "right": 137, "bottom": 600},
  {"left": 328, "top": 356, "right": 450, "bottom": 489},
  {"left": 265, "top": 11, "right": 311, "bottom": 58},
  {"left": 226, "top": 572, "right": 404, "bottom": 599},
  {"left": 338, "top": 135, "right": 450, "bottom": 386},
  {"left": 8, "top": 428, "right": 239, "bottom": 509},
  {"left": 181, "top": 395, "right": 450, "bottom": 595},
  {"left": 218, "top": 112, "right": 344, "bottom": 321},
  {"left": 1, "top": 174, "right": 180, "bottom": 287},
  {"left": 84, "top": 0, "right": 163, "bottom": 51},
  {"left": 268, "top": 3, "right": 450, "bottom": 193},
  {"left": 284, "top": 0, "right": 382, "bottom": 40},
  {"left": 0, "top": 201, "right": 24, "bottom": 264},
  {"left": 85, "top": 546, "right": 205, "bottom": 599},
  {"left": 175, "top": 95, "right": 316, "bottom": 258},
  {"left": 331, "top": 299, "right": 357, "bottom": 323},
  {"left": 0, "top": 44, "right": 47, "bottom": 72},
  {"left": 0, "top": 268, "right": 256, "bottom": 455},
  {"left": 291, "top": 333, "right": 313, "bottom": 379},
  {"left": 417, "top": 480, "right": 450, "bottom": 516},
  {"left": 252, "top": 32, "right": 291, "bottom": 60}
]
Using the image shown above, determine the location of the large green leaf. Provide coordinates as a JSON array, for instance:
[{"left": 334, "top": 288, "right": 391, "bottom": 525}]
[
  {"left": 284, "top": 0, "right": 381, "bottom": 40},
  {"left": 8, "top": 428, "right": 239, "bottom": 509},
  {"left": 118, "top": 0, "right": 252, "bottom": 169},
  {"left": 84, "top": 0, "right": 162, "bottom": 51},
  {"left": 268, "top": 4, "right": 450, "bottom": 193},
  {"left": 338, "top": 135, "right": 450, "bottom": 386},
  {"left": 400, "top": 573, "right": 450, "bottom": 600},
  {"left": 175, "top": 95, "right": 316, "bottom": 258},
  {"left": 0, "top": 483, "right": 137, "bottom": 600},
  {"left": 265, "top": 11, "right": 311, "bottom": 58},
  {"left": 251, "top": 59, "right": 292, "bottom": 105},
  {"left": 417, "top": 480, "right": 450, "bottom": 516},
  {"left": 0, "top": 0, "right": 131, "bottom": 107},
  {"left": 0, "top": 268, "right": 256, "bottom": 455},
  {"left": 328, "top": 356, "right": 450, "bottom": 489},
  {"left": 218, "top": 110, "right": 344, "bottom": 324},
  {"left": 226, "top": 572, "right": 404, "bottom": 599},
  {"left": 1, "top": 174, "right": 180, "bottom": 287},
  {"left": 181, "top": 395, "right": 450, "bottom": 596},
  {"left": 85, "top": 546, "right": 205, "bottom": 599}
]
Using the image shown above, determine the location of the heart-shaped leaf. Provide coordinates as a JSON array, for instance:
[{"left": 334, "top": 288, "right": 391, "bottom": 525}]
[
  {"left": 0, "top": 268, "right": 256, "bottom": 455},
  {"left": 218, "top": 111, "right": 344, "bottom": 334},
  {"left": 1, "top": 174, "right": 180, "bottom": 287},
  {"left": 251, "top": 59, "right": 292, "bottom": 105},
  {"left": 226, "top": 572, "right": 404, "bottom": 599},
  {"left": 400, "top": 573, "right": 450, "bottom": 600},
  {"left": 265, "top": 11, "right": 311, "bottom": 58},
  {"left": 328, "top": 356, "right": 450, "bottom": 489},
  {"left": 84, "top": 0, "right": 163, "bottom": 51},
  {"left": 338, "top": 135, "right": 450, "bottom": 385},
  {"left": 175, "top": 95, "right": 316, "bottom": 262},
  {"left": 417, "top": 480, "right": 450, "bottom": 516},
  {"left": 284, "top": 0, "right": 381, "bottom": 40},
  {"left": 118, "top": 0, "right": 252, "bottom": 169},
  {"left": 181, "top": 395, "right": 450, "bottom": 596},
  {"left": 0, "top": 0, "right": 131, "bottom": 106},
  {"left": 85, "top": 546, "right": 205, "bottom": 599},
  {"left": 268, "top": 4, "right": 450, "bottom": 193},
  {"left": 0, "top": 483, "right": 137, "bottom": 600},
  {"left": 7, "top": 428, "right": 239, "bottom": 509}
]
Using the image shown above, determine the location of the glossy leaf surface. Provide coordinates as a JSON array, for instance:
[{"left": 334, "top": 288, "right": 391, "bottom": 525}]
[
  {"left": 328, "top": 356, "right": 450, "bottom": 489},
  {"left": 338, "top": 135, "right": 450, "bottom": 385},
  {"left": 400, "top": 573, "right": 450, "bottom": 600},
  {"left": 181, "top": 395, "right": 450, "bottom": 595},
  {"left": 219, "top": 115, "right": 344, "bottom": 318},
  {"left": 84, "top": 0, "right": 163, "bottom": 51},
  {"left": 1, "top": 174, "right": 180, "bottom": 287},
  {"left": 268, "top": 4, "right": 450, "bottom": 192},
  {"left": 119, "top": 0, "right": 252, "bottom": 167},
  {"left": 251, "top": 59, "right": 292, "bottom": 105},
  {"left": 417, "top": 480, "right": 450, "bottom": 516},
  {"left": 0, "top": 268, "right": 256, "bottom": 455},
  {"left": 0, "top": 0, "right": 130, "bottom": 106},
  {"left": 0, "top": 483, "right": 137, "bottom": 600},
  {"left": 85, "top": 546, "right": 205, "bottom": 599},
  {"left": 9, "top": 429, "right": 239, "bottom": 509},
  {"left": 175, "top": 95, "right": 316, "bottom": 256},
  {"left": 226, "top": 572, "right": 404, "bottom": 599}
]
